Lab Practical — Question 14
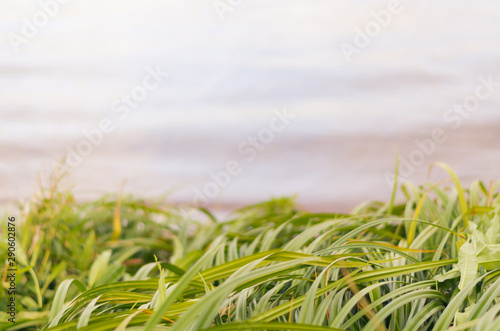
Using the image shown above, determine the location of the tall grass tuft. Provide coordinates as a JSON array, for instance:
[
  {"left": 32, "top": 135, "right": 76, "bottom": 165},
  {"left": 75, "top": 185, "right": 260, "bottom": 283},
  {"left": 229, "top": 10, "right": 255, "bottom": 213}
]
[{"left": 1, "top": 165, "right": 500, "bottom": 330}]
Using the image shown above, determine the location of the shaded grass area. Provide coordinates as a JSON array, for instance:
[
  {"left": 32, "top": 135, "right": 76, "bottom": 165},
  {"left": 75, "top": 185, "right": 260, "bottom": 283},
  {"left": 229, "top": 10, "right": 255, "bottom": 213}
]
[{"left": 1, "top": 166, "right": 500, "bottom": 330}]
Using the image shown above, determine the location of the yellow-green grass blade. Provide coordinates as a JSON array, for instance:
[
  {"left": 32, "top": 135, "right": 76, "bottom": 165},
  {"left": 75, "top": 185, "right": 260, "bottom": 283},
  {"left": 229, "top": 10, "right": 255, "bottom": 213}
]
[
  {"left": 201, "top": 322, "right": 346, "bottom": 331},
  {"left": 429, "top": 162, "right": 469, "bottom": 226},
  {"left": 250, "top": 259, "right": 455, "bottom": 322}
]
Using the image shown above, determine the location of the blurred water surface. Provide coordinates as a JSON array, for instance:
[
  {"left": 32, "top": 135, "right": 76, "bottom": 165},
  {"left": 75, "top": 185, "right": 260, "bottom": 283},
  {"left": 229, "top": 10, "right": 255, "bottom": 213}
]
[{"left": 1, "top": 0, "right": 500, "bottom": 212}]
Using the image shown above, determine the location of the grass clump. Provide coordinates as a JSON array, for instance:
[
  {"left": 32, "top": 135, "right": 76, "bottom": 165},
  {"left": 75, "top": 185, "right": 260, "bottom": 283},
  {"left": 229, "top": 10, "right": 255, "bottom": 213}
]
[{"left": 2, "top": 165, "right": 500, "bottom": 330}]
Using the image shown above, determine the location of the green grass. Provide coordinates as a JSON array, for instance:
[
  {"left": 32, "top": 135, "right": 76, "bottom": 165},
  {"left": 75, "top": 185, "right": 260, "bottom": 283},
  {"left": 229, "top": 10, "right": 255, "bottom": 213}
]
[{"left": 2, "top": 165, "right": 500, "bottom": 330}]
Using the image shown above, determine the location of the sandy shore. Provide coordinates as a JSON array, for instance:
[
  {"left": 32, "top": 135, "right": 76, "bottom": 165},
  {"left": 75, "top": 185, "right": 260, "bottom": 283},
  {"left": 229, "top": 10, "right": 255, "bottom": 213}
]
[{"left": 2, "top": 120, "right": 498, "bottom": 215}]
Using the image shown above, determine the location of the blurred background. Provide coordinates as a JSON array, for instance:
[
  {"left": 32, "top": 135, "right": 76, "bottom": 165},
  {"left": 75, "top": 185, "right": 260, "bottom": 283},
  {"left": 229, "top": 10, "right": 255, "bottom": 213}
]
[{"left": 1, "top": 0, "right": 499, "bottom": 213}]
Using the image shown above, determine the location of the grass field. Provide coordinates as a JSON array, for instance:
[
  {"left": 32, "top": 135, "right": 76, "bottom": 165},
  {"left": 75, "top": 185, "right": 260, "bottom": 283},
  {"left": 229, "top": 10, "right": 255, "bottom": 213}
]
[{"left": 1, "top": 164, "right": 500, "bottom": 330}]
